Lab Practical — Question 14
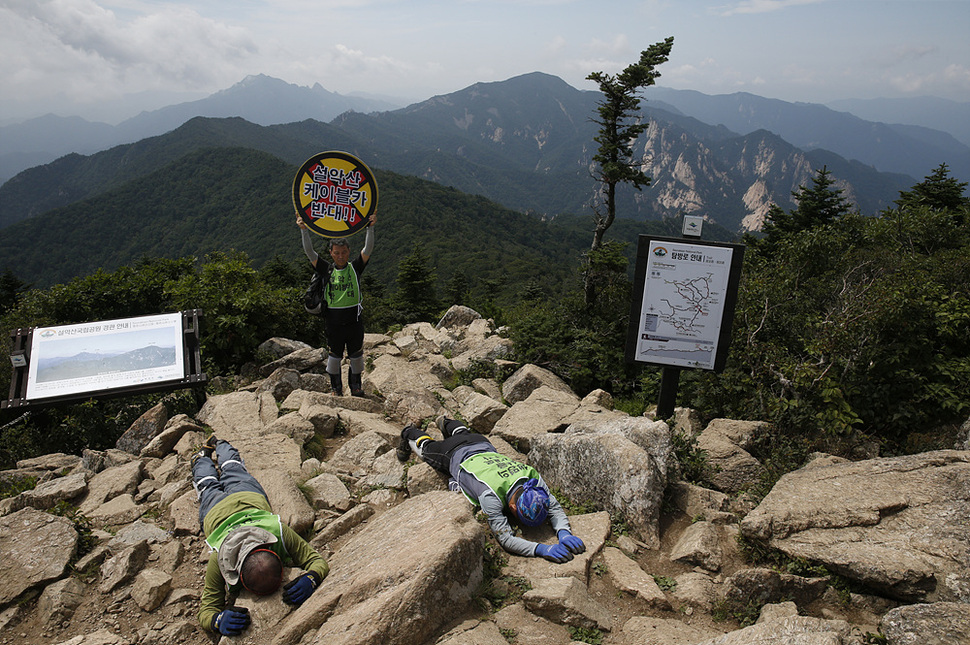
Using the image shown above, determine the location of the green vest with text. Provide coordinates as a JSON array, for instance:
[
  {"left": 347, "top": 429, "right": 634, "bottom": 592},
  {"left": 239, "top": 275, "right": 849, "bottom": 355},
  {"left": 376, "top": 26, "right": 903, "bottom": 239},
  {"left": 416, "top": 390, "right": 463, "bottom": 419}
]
[
  {"left": 327, "top": 264, "right": 362, "bottom": 309},
  {"left": 458, "top": 452, "right": 538, "bottom": 507},
  {"left": 205, "top": 508, "right": 285, "bottom": 552}
]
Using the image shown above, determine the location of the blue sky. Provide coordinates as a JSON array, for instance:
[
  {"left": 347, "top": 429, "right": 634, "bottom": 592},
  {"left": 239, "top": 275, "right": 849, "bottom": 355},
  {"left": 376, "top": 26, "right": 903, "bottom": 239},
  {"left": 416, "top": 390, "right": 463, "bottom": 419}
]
[{"left": 2, "top": 0, "right": 968, "bottom": 123}]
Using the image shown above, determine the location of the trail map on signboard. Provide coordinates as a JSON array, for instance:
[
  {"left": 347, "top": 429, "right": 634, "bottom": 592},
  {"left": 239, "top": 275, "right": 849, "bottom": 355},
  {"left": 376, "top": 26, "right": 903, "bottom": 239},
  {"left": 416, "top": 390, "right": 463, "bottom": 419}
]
[{"left": 627, "top": 237, "right": 744, "bottom": 372}]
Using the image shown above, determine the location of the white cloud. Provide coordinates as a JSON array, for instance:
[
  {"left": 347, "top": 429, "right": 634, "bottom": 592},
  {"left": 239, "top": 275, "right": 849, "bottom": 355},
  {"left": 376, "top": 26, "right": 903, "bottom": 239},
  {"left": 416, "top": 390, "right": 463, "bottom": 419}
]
[
  {"left": 1, "top": 0, "right": 259, "bottom": 103},
  {"left": 714, "top": 0, "right": 825, "bottom": 17}
]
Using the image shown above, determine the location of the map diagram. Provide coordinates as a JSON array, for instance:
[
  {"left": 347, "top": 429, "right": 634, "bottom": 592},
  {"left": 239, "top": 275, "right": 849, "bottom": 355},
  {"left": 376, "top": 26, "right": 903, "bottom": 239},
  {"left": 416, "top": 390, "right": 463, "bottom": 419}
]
[{"left": 635, "top": 241, "right": 735, "bottom": 370}]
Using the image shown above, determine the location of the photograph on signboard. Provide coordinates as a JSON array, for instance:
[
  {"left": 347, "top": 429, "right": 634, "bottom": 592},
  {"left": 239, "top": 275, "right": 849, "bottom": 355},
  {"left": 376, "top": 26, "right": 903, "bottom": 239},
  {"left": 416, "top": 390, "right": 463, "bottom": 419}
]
[{"left": 25, "top": 312, "right": 186, "bottom": 401}]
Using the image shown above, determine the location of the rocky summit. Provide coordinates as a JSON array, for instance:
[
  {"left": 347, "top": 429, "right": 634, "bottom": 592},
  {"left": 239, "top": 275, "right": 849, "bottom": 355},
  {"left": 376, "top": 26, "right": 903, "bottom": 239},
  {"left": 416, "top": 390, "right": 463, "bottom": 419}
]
[{"left": 1, "top": 305, "right": 968, "bottom": 645}]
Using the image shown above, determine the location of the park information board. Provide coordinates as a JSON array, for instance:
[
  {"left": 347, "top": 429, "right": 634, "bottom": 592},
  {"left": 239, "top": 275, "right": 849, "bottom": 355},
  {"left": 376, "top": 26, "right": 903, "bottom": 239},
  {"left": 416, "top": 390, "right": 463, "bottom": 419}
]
[
  {"left": 293, "top": 151, "right": 379, "bottom": 239},
  {"left": 625, "top": 236, "right": 745, "bottom": 372},
  {"left": 25, "top": 313, "right": 185, "bottom": 400},
  {"left": 3, "top": 311, "right": 205, "bottom": 409}
]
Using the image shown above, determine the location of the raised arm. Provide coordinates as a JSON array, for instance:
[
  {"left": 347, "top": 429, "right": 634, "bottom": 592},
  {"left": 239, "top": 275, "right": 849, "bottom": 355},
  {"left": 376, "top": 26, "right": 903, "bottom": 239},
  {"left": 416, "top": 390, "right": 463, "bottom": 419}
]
[
  {"left": 297, "top": 216, "right": 319, "bottom": 268},
  {"left": 360, "top": 213, "right": 376, "bottom": 264}
]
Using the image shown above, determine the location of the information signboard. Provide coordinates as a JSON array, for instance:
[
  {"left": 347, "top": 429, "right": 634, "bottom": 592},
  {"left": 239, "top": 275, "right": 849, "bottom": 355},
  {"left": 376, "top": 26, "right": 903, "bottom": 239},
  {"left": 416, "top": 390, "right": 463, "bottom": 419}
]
[
  {"left": 625, "top": 236, "right": 745, "bottom": 372},
  {"left": 293, "top": 151, "right": 378, "bottom": 239},
  {"left": 3, "top": 310, "right": 205, "bottom": 409}
]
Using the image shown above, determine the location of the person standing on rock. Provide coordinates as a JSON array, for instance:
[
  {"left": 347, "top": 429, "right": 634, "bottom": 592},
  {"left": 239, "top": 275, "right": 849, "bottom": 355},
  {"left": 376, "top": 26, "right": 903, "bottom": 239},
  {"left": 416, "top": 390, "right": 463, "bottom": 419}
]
[
  {"left": 297, "top": 212, "right": 377, "bottom": 397},
  {"left": 192, "top": 437, "right": 330, "bottom": 636},
  {"left": 397, "top": 417, "right": 586, "bottom": 563}
]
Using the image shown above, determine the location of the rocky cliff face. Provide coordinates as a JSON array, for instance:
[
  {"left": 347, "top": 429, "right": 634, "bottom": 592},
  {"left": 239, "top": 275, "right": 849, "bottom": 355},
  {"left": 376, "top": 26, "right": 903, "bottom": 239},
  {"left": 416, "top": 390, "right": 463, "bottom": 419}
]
[{"left": 1, "top": 305, "right": 969, "bottom": 645}]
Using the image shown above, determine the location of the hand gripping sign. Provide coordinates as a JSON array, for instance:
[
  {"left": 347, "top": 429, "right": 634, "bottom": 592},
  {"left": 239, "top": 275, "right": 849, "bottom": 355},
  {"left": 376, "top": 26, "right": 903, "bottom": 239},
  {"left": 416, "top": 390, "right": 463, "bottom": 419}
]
[{"left": 293, "top": 151, "right": 379, "bottom": 238}]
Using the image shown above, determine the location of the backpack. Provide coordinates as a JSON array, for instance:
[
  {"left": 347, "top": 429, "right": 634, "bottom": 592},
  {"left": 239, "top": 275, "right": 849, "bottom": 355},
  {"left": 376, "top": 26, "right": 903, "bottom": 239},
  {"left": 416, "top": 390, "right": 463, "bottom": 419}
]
[{"left": 304, "top": 264, "right": 331, "bottom": 315}]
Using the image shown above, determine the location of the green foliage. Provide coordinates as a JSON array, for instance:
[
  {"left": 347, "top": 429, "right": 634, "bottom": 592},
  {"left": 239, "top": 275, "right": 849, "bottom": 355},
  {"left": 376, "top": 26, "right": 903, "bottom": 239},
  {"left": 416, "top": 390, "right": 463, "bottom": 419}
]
[
  {"left": 548, "top": 487, "right": 599, "bottom": 516},
  {"left": 670, "top": 430, "right": 717, "bottom": 487},
  {"left": 0, "top": 473, "right": 37, "bottom": 499},
  {"left": 712, "top": 597, "right": 763, "bottom": 627},
  {"left": 165, "top": 250, "right": 320, "bottom": 372},
  {"left": 585, "top": 38, "right": 673, "bottom": 300},
  {"left": 388, "top": 243, "right": 442, "bottom": 324},
  {"left": 446, "top": 359, "right": 514, "bottom": 391},
  {"left": 895, "top": 163, "right": 970, "bottom": 213},
  {"left": 508, "top": 242, "right": 637, "bottom": 396},
  {"left": 567, "top": 626, "right": 604, "bottom": 645},
  {"left": 688, "top": 165, "right": 970, "bottom": 451},
  {"left": 49, "top": 500, "right": 97, "bottom": 562},
  {"left": 653, "top": 575, "right": 677, "bottom": 591},
  {"left": 757, "top": 166, "right": 854, "bottom": 254}
]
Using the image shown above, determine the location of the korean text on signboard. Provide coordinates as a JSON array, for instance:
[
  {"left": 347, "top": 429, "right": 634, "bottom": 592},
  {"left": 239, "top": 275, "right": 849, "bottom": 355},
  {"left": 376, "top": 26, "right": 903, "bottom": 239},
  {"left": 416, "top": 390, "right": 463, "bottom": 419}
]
[
  {"left": 626, "top": 237, "right": 744, "bottom": 372},
  {"left": 293, "top": 151, "right": 378, "bottom": 239}
]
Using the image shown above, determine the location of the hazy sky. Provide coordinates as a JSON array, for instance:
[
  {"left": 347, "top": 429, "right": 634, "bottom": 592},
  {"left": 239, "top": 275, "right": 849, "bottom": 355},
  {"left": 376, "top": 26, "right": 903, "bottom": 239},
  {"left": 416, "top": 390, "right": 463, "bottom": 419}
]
[{"left": 2, "top": 0, "right": 969, "bottom": 123}]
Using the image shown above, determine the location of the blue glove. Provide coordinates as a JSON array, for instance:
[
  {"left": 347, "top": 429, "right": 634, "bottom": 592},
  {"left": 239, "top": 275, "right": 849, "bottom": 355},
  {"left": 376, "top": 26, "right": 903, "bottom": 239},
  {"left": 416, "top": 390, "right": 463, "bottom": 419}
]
[
  {"left": 558, "top": 530, "right": 586, "bottom": 554},
  {"left": 282, "top": 572, "right": 318, "bottom": 605},
  {"left": 535, "top": 542, "right": 574, "bottom": 563},
  {"left": 213, "top": 607, "right": 250, "bottom": 635}
]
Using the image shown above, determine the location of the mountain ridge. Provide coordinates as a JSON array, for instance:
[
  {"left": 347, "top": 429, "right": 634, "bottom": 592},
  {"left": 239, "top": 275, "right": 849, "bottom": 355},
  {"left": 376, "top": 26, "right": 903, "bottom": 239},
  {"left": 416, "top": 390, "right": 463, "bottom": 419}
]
[{"left": 0, "top": 71, "right": 920, "bottom": 234}]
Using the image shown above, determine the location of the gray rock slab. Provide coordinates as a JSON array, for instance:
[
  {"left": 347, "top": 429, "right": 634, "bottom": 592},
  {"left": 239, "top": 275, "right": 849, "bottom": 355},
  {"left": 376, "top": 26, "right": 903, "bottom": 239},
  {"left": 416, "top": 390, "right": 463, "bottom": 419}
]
[
  {"left": 880, "top": 601, "right": 970, "bottom": 645},
  {"left": 502, "top": 364, "right": 575, "bottom": 405},
  {"left": 694, "top": 615, "right": 856, "bottom": 645},
  {"left": 493, "top": 602, "right": 573, "bottom": 645},
  {"left": 272, "top": 491, "right": 486, "bottom": 645},
  {"left": 491, "top": 386, "right": 580, "bottom": 452},
  {"left": 615, "top": 615, "right": 722, "bottom": 645},
  {"left": 501, "top": 511, "right": 611, "bottom": 584},
  {"left": 522, "top": 575, "right": 612, "bottom": 631},
  {"left": 0, "top": 507, "right": 78, "bottom": 604},
  {"left": 195, "top": 390, "right": 279, "bottom": 438},
  {"left": 530, "top": 430, "right": 667, "bottom": 547},
  {"left": 603, "top": 546, "right": 671, "bottom": 609},
  {"left": 741, "top": 450, "right": 970, "bottom": 602}
]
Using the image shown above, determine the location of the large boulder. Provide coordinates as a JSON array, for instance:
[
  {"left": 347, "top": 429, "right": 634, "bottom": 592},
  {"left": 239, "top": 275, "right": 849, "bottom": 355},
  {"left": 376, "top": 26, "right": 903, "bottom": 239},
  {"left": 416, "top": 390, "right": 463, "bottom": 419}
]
[
  {"left": 694, "top": 615, "right": 856, "bottom": 645},
  {"left": 115, "top": 402, "right": 168, "bottom": 455},
  {"left": 271, "top": 491, "right": 486, "bottom": 645},
  {"left": 196, "top": 390, "right": 280, "bottom": 439},
  {"left": 501, "top": 364, "right": 574, "bottom": 405},
  {"left": 880, "top": 601, "right": 970, "bottom": 644},
  {"left": 740, "top": 450, "right": 970, "bottom": 602},
  {"left": 529, "top": 423, "right": 670, "bottom": 547},
  {"left": 491, "top": 386, "right": 580, "bottom": 451},
  {"left": 0, "top": 508, "right": 79, "bottom": 604}
]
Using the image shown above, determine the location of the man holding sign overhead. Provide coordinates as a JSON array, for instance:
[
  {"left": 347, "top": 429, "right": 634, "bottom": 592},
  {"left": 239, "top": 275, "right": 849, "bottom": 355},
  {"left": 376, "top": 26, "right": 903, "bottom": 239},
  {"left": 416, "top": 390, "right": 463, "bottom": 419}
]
[{"left": 294, "top": 151, "right": 379, "bottom": 397}]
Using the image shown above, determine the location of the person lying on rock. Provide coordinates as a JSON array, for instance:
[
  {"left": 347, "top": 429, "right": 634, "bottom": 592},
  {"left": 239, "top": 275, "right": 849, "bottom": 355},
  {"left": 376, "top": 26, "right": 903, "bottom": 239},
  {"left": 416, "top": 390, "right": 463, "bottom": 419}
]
[
  {"left": 397, "top": 417, "right": 586, "bottom": 563},
  {"left": 191, "top": 437, "right": 330, "bottom": 636}
]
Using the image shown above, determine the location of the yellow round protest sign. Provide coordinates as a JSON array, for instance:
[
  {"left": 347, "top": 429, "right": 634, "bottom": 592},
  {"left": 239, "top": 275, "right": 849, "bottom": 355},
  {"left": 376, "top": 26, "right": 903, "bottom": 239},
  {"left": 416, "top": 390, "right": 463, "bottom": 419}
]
[{"left": 293, "top": 151, "right": 378, "bottom": 238}]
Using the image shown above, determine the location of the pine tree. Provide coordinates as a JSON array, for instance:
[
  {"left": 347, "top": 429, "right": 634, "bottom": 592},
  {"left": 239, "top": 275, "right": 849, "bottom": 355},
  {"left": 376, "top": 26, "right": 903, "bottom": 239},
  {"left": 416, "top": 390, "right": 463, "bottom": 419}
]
[
  {"left": 390, "top": 244, "right": 441, "bottom": 323},
  {"left": 896, "top": 163, "right": 969, "bottom": 213},
  {"left": 758, "top": 166, "right": 854, "bottom": 253}
]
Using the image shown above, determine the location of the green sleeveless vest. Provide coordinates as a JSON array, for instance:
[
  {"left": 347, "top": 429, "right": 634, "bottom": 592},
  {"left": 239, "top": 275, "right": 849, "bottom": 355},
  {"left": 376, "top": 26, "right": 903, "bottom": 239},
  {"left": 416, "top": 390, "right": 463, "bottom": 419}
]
[
  {"left": 458, "top": 452, "right": 538, "bottom": 507},
  {"left": 327, "top": 264, "right": 362, "bottom": 309},
  {"left": 205, "top": 508, "right": 284, "bottom": 552}
]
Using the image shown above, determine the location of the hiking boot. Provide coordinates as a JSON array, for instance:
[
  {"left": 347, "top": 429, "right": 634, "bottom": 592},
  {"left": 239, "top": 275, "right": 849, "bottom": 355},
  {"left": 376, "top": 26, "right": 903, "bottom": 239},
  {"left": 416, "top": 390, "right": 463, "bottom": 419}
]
[
  {"left": 348, "top": 369, "right": 364, "bottom": 397},
  {"left": 192, "top": 435, "right": 219, "bottom": 465},
  {"left": 436, "top": 415, "right": 448, "bottom": 435},
  {"left": 329, "top": 372, "right": 343, "bottom": 396},
  {"left": 396, "top": 424, "right": 416, "bottom": 462},
  {"left": 437, "top": 416, "right": 468, "bottom": 439},
  {"left": 396, "top": 423, "right": 429, "bottom": 462}
]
